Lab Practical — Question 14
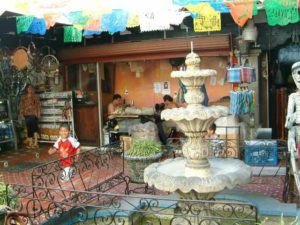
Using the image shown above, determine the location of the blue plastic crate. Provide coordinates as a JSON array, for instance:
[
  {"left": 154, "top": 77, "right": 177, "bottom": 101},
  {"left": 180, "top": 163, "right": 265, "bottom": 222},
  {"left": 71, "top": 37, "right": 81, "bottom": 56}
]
[{"left": 244, "top": 140, "right": 278, "bottom": 166}]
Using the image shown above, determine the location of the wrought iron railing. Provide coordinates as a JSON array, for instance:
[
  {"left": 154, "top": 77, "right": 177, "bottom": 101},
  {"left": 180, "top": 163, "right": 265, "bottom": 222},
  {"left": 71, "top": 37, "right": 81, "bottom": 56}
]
[
  {"left": 3, "top": 183, "right": 258, "bottom": 225},
  {"left": 166, "top": 126, "right": 242, "bottom": 159},
  {"left": 31, "top": 143, "right": 129, "bottom": 197}
]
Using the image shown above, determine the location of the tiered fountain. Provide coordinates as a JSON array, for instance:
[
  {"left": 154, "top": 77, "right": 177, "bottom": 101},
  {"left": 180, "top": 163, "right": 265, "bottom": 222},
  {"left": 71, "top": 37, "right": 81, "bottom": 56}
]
[{"left": 144, "top": 45, "right": 252, "bottom": 203}]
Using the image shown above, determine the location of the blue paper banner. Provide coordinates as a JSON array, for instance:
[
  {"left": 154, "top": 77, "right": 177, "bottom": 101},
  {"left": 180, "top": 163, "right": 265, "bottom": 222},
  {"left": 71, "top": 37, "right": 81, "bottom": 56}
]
[
  {"left": 83, "top": 30, "right": 101, "bottom": 36},
  {"left": 26, "top": 18, "right": 47, "bottom": 35},
  {"left": 210, "top": 2, "right": 230, "bottom": 13},
  {"left": 173, "top": 0, "right": 230, "bottom": 13},
  {"left": 173, "top": 0, "right": 203, "bottom": 6},
  {"left": 101, "top": 9, "right": 128, "bottom": 34}
]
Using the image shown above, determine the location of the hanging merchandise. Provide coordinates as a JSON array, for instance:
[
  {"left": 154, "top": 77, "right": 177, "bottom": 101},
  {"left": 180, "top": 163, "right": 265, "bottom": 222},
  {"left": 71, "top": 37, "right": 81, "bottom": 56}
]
[
  {"left": 16, "top": 15, "right": 35, "bottom": 34},
  {"left": 230, "top": 90, "right": 254, "bottom": 115},
  {"left": 265, "top": 0, "right": 299, "bottom": 26},
  {"left": 224, "top": 1, "right": 254, "bottom": 27},
  {"left": 101, "top": 9, "right": 128, "bottom": 34},
  {"left": 240, "top": 66, "right": 256, "bottom": 83},
  {"left": 226, "top": 67, "right": 241, "bottom": 83},
  {"left": 64, "top": 26, "right": 82, "bottom": 43},
  {"left": 278, "top": 29, "right": 300, "bottom": 64},
  {"left": 227, "top": 65, "right": 255, "bottom": 83},
  {"left": 26, "top": 18, "right": 47, "bottom": 35}
]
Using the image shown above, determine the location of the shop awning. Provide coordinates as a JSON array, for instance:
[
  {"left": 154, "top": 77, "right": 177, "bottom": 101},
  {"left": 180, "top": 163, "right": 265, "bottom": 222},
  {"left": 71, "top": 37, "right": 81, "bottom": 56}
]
[{"left": 58, "top": 35, "right": 231, "bottom": 63}]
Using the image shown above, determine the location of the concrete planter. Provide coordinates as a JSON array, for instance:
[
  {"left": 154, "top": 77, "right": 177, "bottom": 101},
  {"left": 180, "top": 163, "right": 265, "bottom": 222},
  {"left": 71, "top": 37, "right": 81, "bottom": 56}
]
[{"left": 123, "top": 152, "right": 163, "bottom": 183}]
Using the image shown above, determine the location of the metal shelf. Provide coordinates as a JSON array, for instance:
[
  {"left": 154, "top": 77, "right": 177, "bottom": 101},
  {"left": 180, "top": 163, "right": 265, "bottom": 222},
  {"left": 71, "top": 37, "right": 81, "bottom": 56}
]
[
  {"left": 0, "top": 138, "right": 15, "bottom": 144},
  {"left": 0, "top": 99, "right": 18, "bottom": 150},
  {"left": 38, "top": 91, "right": 75, "bottom": 143}
]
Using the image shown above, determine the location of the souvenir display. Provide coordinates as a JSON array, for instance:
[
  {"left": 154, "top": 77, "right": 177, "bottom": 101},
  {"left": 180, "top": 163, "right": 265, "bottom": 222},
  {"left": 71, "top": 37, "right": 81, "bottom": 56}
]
[{"left": 38, "top": 91, "right": 75, "bottom": 143}]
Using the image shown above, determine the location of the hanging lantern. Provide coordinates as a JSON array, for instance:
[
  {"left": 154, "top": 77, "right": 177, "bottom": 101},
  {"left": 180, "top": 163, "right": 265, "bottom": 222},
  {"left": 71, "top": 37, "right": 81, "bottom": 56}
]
[{"left": 242, "top": 20, "right": 258, "bottom": 42}]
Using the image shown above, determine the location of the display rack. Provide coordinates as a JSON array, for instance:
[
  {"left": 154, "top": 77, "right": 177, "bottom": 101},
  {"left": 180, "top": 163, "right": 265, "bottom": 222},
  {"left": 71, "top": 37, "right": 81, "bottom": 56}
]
[
  {"left": 0, "top": 99, "right": 18, "bottom": 153},
  {"left": 38, "top": 91, "right": 75, "bottom": 143}
]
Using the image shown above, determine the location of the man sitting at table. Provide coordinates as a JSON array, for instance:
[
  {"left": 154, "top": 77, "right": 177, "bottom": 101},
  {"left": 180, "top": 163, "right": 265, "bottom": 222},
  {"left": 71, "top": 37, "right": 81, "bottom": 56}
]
[
  {"left": 108, "top": 94, "right": 122, "bottom": 119},
  {"left": 157, "top": 95, "right": 179, "bottom": 144}
]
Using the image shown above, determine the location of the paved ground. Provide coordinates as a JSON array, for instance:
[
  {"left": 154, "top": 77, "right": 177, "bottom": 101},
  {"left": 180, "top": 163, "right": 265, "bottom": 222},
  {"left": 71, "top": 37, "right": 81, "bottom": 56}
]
[{"left": 0, "top": 144, "right": 286, "bottom": 202}]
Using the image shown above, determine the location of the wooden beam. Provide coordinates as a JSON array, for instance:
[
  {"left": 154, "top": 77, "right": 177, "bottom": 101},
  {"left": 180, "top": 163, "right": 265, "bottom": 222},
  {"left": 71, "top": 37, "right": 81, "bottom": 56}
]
[{"left": 58, "top": 35, "right": 231, "bottom": 63}]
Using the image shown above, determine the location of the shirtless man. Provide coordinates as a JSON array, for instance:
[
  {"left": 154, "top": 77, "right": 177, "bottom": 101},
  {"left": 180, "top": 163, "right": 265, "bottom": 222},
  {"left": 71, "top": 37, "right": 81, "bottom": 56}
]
[{"left": 108, "top": 94, "right": 122, "bottom": 119}]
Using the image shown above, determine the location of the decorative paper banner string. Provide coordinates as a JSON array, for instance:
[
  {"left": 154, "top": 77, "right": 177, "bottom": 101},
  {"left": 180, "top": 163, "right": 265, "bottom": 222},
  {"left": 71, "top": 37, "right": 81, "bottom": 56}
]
[
  {"left": 44, "top": 13, "right": 61, "bottom": 29},
  {"left": 187, "top": 3, "right": 221, "bottom": 32},
  {"left": 169, "top": 10, "right": 191, "bottom": 25},
  {"left": 83, "top": 30, "right": 101, "bottom": 36},
  {"left": 194, "top": 11, "right": 221, "bottom": 32},
  {"left": 26, "top": 18, "right": 47, "bottom": 35},
  {"left": 173, "top": 0, "right": 205, "bottom": 6},
  {"left": 15, "top": 2, "right": 30, "bottom": 14},
  {"left": 67, "top": 11, "right": 89, "bottom": 30},
  {"left": 265, "top": 0, "right": 299, "bottom": 26},
  {"left": 224, "top": 0, "right": 254, "bottom": 27},
  {"left": 139, "top": 11, "right": 171, "bottom": 32},
  {"left": 64, "top": 26, "right": 82, "bottom": 43},
  {"left": 84, "top": 18, "right": 101, "bottom": 32},
  {"left": 127, "top": 13, "right": 140, "bottom": 28},
  {"left": 16, "top": 15, "right": 35, "bottom": 34},
  {"left": 210, "top": 2, "right": 230, "bottom": 13},
  {"left": 101, "top": 9, "right": 128, "bottom": 34}
]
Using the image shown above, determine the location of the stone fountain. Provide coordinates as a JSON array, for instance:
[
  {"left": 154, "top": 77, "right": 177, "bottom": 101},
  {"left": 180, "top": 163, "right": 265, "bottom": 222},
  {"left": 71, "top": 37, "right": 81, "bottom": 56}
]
[{"left": 144, "top": 48, "right": 252, "bottom": 202}]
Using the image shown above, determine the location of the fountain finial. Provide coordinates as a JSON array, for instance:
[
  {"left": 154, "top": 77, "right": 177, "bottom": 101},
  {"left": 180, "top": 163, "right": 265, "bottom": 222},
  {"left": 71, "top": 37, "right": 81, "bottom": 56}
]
[{"left": 191, "top": 41, "right": 194, "bottom": 53}]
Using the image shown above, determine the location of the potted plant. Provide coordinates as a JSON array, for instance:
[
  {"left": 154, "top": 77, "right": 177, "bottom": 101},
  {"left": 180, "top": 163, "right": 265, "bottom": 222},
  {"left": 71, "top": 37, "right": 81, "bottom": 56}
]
[
  {"left": 124, "top": 139, "right": 162, "bottom": 183},
  {"left": 0, "top": 183, "right": 19, "bottom": 224}
]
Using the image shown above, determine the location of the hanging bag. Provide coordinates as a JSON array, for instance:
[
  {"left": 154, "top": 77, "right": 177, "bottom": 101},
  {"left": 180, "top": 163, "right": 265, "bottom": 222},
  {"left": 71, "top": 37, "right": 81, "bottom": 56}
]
[
  {"left": 241, "top": 67, "right": 255, "bottom": 83},
  {"left": 226, "top": 66, "right": 241, "bottom": 83}
]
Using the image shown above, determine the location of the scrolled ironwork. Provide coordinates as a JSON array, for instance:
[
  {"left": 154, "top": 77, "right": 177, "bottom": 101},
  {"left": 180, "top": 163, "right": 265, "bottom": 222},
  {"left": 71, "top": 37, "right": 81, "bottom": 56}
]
[{"left": 3, "top": 184, "right": 258, "bottom": 225}]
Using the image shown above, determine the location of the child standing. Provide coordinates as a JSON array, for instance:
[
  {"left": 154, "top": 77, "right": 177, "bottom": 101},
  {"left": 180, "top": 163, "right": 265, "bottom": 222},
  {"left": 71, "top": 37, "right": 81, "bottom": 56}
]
[
  {"left": 207, "top": 123, "right": 224, "bottom": 157},
  {"left": 48, "top": 124, "right": 80, "bottom": 181}
]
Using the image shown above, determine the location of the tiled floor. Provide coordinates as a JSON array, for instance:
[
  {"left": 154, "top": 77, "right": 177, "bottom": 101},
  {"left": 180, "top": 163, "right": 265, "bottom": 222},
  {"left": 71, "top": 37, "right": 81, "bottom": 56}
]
[{"left": 0, "top": 144, "right": 287, "bottom": 202}]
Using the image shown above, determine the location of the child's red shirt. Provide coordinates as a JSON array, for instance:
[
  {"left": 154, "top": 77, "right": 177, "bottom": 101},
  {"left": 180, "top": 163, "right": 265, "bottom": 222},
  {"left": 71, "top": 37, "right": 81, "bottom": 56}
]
[{"left": 53, "top": 137, "right": 80, "bottom": 167}]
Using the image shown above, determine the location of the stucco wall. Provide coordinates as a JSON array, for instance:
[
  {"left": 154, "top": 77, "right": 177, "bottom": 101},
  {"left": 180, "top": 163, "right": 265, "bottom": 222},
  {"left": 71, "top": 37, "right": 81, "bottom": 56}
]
[{"left": 114, "top": 57, "right": 232, "bottom": 108}]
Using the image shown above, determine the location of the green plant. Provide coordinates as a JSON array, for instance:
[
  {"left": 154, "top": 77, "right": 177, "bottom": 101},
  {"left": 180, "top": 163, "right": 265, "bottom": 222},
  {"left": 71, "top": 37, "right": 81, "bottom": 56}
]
[
  {"left": 127, "top": 140, "right": 161, "bottom": 157},
  {"left": 0, "top": 183, "right": 18, "bottom": 208},
  {"left": 0, "top": 183, "right": 19, "bottom": 224}
]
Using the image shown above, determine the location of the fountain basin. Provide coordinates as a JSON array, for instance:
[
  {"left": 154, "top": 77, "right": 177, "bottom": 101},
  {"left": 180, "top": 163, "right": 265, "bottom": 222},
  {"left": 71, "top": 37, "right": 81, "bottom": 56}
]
[
  {"left": 171, "top": 69, "right": 216, "bottom": 78},
  {"left": 161, "top": 106, "right": 228, "bottom": 132},
  {"left": 144, "top": 157, "right": 252, "bottom": 196}
]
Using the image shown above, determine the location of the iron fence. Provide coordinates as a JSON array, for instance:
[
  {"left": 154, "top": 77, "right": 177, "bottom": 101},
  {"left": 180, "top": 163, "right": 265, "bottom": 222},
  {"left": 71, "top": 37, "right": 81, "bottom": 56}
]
[{"left": 2, "top": 183, "right": 258, "bottom": 225}]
